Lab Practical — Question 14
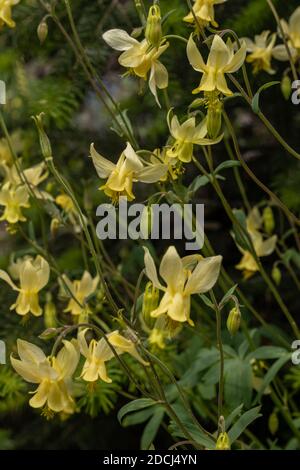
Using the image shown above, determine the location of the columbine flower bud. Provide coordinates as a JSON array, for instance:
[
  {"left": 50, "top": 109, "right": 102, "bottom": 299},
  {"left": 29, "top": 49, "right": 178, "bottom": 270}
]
[
  {"left": 263, "top": 206, "right": 275, "bottom": 234},
  {"left": 215, "top": 432, "right": 230, "bottom": 450},
  {"left": 37, "top": 21, "right": 48, "bottom": 44},
  {"left": 140, "top": 206, "right": 153, "bottom": 239},
  {"left": 268, "top": 410, "right": 279, "bottom": 435},
  {"left": 145, "top": 5, "right": 162, "bottom": 48},
  {"left": 44, "top": 296, "right": 57, "bottom": 329},
  {"left": 272, "top": 265, "right": 281, "bottom": 285},
  {"left": 50, "top": 217, "right": 60, "bottom": 238},
  {"left": 206, "top": 93, "right": 223, "bottom": 139},
  {"left": 227, "top": 307, "right": 241, "bottom": 336},
  {"left": 32, "top": 114, "right": 52, "bottom": 159},
  {"left": 142, "top": 281, "right": 159, "bottom": 326},
  {"left": 281, "top": 75, "right": 292, "bottom": 100}
]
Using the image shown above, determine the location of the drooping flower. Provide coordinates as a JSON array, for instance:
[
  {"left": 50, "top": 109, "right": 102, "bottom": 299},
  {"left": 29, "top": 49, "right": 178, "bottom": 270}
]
[
  {"left": 0, "top": 0, "right": 20, "bottom": 29},
  {"left": 187, "top": 34, "right": 246, "bottom": 95},
  {"left": 0, "top": 255, "right": 50, "bottom": 316},
  {"left": 236, "top": 207, "right": 277, "bottom": 279},
  {"left": 78, "top": 329, "right": 147, "bottom": 382},
  {"left": 0, "top": 182, "right": 29, "bottom": 224},
  {"left": 90, "top": 142, "right": 167, "bottom": 202},
  {"left": 144, "top": 246, "right": 222, "bottom": 325},
  {"left": 62, "top": 271, "right": 99, "bottom": 316},
  {"left": 166, "top": 112, "right": 223, "bottom": 163},
  {"left": 102, "top": 29, "right": 169, "bottom": 106},
  {"left": 11, "top": 339, "right": 79, "bottom": 413},
  {"left": 184, "top": 0, "right": 226, "bottom": 28},
  {"left": 243, "top": 31, "right": 276, "bottom": 74},
  {"left": 2, "top": 161, "right": 50, "bottom": 201},
  {"left": 273, "top": 7, "right": 300, "bottom": 62}
]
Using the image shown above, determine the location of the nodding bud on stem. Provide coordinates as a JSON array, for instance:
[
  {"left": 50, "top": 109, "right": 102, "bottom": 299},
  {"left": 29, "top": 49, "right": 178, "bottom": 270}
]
[
  {"left": 145, "top": 5, "right": 162, "bottom": 47},
  {"left": 44, "top": 294, "right": 57, "bottom": 329},
  {"left": 263, "top": 206, "right": 275, "bottom": 234},
  {"left": 142, "top": 281, "right": 159, "bottom": 326},
  {"left": 227, "top": 306, "right": 241, "bottom": 336},
  {"left": 268, "top": 410, "right": 279, "bottom": 435},
  {"left": 32, "top": 114, "right": 52, "bottom": 159},
  {"left": 206, "top": 92, "right": 223, "bottom": 139},
  {"left": 215, "top": 432, "right": 231, "bottom": 450},
  {"left": 281, "top": 75, "right": 292, "bottom": 100},
  {"left": 272, "top": 265, "right": 281, "bottom": 285},
  {"left": 37, "top": 21, "right": 48, "bottom": 44}
]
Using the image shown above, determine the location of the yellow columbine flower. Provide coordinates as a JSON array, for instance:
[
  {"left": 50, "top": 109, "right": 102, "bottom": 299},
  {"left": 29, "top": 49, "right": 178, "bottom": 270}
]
[
  {"left": 187, "top": 34, "right": 246, "bottom": 95},
  {"left": 236, "top": 207, "right": 277, "bottom": 279},
  {"left": 244, "top": 31, "right": 276, "bottom": 74},
  {"left": 11, "top": 339, "right": 79, "bottom": 413},
  {"left": 62, "top": 271, "right": 99, "bottom": 316},
  {"left": 2, "top": 161, "right": 49, "bottom": 198},
  {"left": 0, "top": 0, "right": 20, "bottom": 29},
  {"left": 102, "top": 28, "right": 169, "bottom": 106},
  {"left": 90, "top": 142, "right": 167, "bottom": 203},
  {"left": 166, "top": 112, "right": 223, "bottom": 163},
  {"left": 0, "top": 182, "right": 29, "bottom": 224},
  {"left": 78, "top": 329, "right": 147, "bottom": 382},
  {"left": 144, "top": 246, "right": 222, "bottom": 325},
  {"left": 184, "top": 0, "right": 226, "bottom": 28},
  {"left": 0, "top": 255, "right": 50, "bottom": 316},
  {"left": 273, "top": 7, "right": 300, "bottom": 62}
]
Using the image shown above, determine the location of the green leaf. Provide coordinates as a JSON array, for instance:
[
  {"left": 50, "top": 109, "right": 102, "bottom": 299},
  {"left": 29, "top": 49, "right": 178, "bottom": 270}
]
[
  {"left": 219, "top": 284, "right": 238, "bottom": 307},
  {"left": 168, "top": 404, "right": 215, "bottom": 449},
  {"left": 214, "top": 161, "right": 241, "bottom": 174},
  {"left": 247, "top": 346, "right": 288, "bottom": 361},
  {"left": 198, "top": 294, "right": 215, "bottom": 310},
  {"left": 255, "top": 354, "right": 291, "bottom": 402},
  {"left": 224, "top": 359, "right": 253, "bottom": 408},
  {"left": 252, "top": 81, "right": 280, "bottom": 114},
  {"left": 225, "top": 404, "right": 244, "bottom": 430},
  {"left": 117, "top": 398, "right": 157, "bottom": 425},
  {"left": 188, "top": 175, "right": 210, "bottom": 194},
  {"left": 228, "top": 406, "right": 262, "bottom": 444},
  {"left": 122, "top": 407, "right": 156, "bottom": 427},
  {"left": 141, "top": 407, "right": 165, "bottom": 450}
]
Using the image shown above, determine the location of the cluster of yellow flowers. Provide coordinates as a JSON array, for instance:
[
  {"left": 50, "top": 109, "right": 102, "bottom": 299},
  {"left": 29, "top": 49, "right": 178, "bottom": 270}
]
[
  {"left": 1, "top": 0, "right": 289, "bottom": 419},
  {"left": 10, "top": 329, "right": 146, "bottom": 413}
]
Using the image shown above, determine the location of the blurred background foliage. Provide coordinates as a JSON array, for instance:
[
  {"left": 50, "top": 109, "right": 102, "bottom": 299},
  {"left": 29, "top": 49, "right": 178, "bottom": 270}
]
[{"left": 0, "top": 0, "right": 300, "bottom": 449}]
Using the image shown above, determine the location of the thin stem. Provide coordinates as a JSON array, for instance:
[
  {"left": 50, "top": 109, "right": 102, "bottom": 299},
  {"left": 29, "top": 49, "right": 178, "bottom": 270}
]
[{"left": 210, "top": 291, "right": 224, "bottom": 420}]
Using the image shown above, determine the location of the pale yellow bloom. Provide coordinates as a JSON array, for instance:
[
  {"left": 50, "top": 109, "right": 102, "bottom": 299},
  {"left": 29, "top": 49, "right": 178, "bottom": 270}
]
[
  {"left": 273, "top": 7, "right": 300, "bottom": 61},
  {"left": 184, "top": 0, "right": 226, "bottom": 27},
  {"left": 56, "top": 194, "right": 75, "bottom": 214},
  {"left": 11, "top": 339, "right": 79, "bottom": 413},
  {"left": 166, "top": 112, "right": 223, "bottom": 163},
  {"left": 144, "top": 246, "right": 222, "bottom": 325},
  {"left": 90, "top": 142, "right": 167, "bottom": 202},
  {"left": 244, "top": 31, "right": 276, "bottom": 74},
  {"left": 236, "top": 208, "right": 277, "bottom": 279},
  {"left": 78, "top": 329, "right": 147, "bottom": 382},
  {"left": 0, "top": 182, "right": 29, "bottom": 223},
  {"left": 0, "top": 0, "right": 20, "bottom": 29},
  {"left": 150, "top": 148, "right": 179, "bottom": 181},
  {"left": 187, "top": 34, "right": 246, "bottom": 95},
  {"left": 2, "top": 161, "right": 49, "bottom": 200},
  {"left": 102, "top": 29, "right": 169, "bottom": 106},
  {"left": 0, "top": 255, "right": 50, "bottom": 316},
  {"left": 62, "top": 271, "right": 99, "bottom": 316}
]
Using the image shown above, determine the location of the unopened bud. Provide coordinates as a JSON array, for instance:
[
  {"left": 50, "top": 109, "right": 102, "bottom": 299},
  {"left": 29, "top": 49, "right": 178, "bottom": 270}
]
[
  {"left": 44, "top": 298, "right": 57, "bottom": 329},
  {"left": 145, "top": 5, "right": 162, "bottom": 47},
  {"left": 142, "top": 281, "right": 159, "bottom": 326},
  {"left": 272, "top": 265, "right": 281, "bottom": 285},
  {"left": 263, "top": 206, "right": 275, "bottom": 234},
  {"left": 281, "top": 75, "right": 292, "bottom": 100},
  {"left": 32, "top": 113, "right": 52, "bottom": 159},
  {"left": 50, "top": 217, "right": 60, "bottom": 238},
  {"left": 140, "top": 206, "right": 153, "bottom": 239},
  {"left": 215, "top": 432, "right": 230, "bottom": 450},
  {"left": 207, "top": 105, "right": 222, "bottom": 139},
  {"left": 37, "top": 21, "right": 48, "bottom": 44},
  {"left": 268, "top": 411, "right": 279, "bottom": 435},
  {"left": 227, "top": 307, "right": 241, "bottom": 336}
]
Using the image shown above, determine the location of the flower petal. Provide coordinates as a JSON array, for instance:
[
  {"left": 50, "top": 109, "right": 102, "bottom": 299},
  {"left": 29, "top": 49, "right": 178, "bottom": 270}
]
[
  {"left": 90, "top": 143, "right": 115, "bottom": 178},
  {"left": 185, "top": 255, "right": 222, "bottom": 295},
  {"left": 187, "top": 35, "right": 208, "bottom": 72},
  {"left": 102, "top": 29, "right": 138, "bottom": 51}
]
